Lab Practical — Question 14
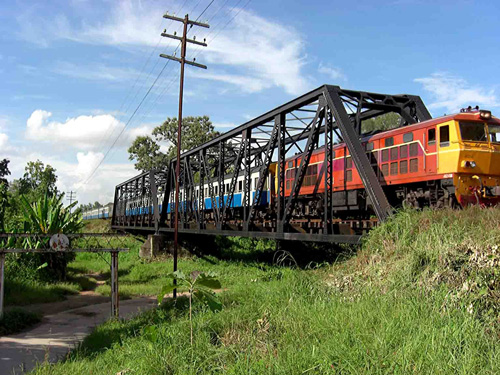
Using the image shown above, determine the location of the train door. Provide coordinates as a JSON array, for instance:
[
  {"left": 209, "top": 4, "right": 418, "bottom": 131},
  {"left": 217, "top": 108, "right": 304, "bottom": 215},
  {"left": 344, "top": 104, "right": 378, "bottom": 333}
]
[{"left": 425, "top": 127, "right": 437, "bottom": 174}]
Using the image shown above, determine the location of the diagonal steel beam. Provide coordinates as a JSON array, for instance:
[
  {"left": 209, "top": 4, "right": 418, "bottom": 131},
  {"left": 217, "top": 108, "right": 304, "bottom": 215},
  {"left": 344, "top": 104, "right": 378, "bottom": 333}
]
[{"left": 323, "top": 85, "right": 392, "bottom": 221}]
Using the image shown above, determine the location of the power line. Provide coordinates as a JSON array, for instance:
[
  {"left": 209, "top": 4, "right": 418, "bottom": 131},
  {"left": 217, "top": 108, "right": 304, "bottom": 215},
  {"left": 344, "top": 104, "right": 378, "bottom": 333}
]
[
  {"left": 93, "top": 0, "right": 190, "bottom": 157},
  {"left": 78, "top": 1, "right": 214, "bottom": 188},
  {"left": 66, "top": 191, "right": 77, "bottom": 212}
]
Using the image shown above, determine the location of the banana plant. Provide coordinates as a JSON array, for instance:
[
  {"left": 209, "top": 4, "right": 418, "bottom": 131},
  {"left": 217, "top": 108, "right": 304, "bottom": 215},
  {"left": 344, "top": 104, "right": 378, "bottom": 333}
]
[
  {"left": 20, "top": 192, "right": 83, "bottom": 235},
  {"left": 19, "top": 191, "right": 83, "bottom": 279},
  {"left": 158, "top": 270, "right": 221, "bottom": 345}
]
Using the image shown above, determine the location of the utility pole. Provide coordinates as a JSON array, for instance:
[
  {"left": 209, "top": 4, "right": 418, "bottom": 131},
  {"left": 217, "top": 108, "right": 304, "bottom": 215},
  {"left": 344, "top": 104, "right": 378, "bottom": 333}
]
[
  {"left": 66, "top": 191, "right": 76, "bottom": 212},
  {"left": 160, "top": 13, "right": 209, "bottom": 298}
]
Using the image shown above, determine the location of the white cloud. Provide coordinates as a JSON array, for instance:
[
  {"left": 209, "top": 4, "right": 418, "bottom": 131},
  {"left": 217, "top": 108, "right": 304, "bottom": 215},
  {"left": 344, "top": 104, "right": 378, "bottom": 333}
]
[
  {"left": 191, "top": 71, "right": 271, "bottom": 93},
  {"left": 16, "top": 1, "right": 179, "bottom": 48},
  {"left": 199, "top": 10, "right": 309, "bottom": 95},
  {"left": 0, "top": 117, "right": 8, "bottom": 132},
  {"left": 318, "top": 62, "right": 345, "bottom": 81},
  {"left": 17, "top": 3, "right": 310, "bottom": 95},
  {"left": 4, "top": 148, "right": 137, "bottom": 205},
  {"left": 414, "top": 72, "right": 499, "bottom": 113},
  {"left": 213, "top": 122, "right": 237, "bottom": 129},
  {"left": 53, "top": 61, "right": 141, "bottom": 82},
  {"left": 0, "top": 133, "right": 8, "bottom": 149},
  {"left": 25, "top": 109, "right": 152, "bottom": 151}
]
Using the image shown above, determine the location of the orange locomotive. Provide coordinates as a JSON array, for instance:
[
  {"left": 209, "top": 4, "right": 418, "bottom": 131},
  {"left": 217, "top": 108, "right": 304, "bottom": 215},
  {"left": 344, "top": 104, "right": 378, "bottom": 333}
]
[{"left": 278, "top": 108, "right": 500, "bottom": 218}]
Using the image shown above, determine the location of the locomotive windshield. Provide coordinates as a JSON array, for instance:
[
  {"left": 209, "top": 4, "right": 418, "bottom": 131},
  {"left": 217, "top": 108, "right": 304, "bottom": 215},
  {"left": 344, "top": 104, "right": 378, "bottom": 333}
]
[
  {"left": 459, "top": 121, "right": 487, "bottom": 142},
  {"left": 488, "top": 124, "right": 500, "bottom": 143}
]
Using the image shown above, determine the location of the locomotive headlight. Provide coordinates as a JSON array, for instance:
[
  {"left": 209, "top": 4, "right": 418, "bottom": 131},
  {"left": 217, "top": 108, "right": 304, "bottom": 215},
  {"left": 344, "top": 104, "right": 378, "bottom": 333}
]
[
  {"left": 480, "top": 110, "right": 492, "bottom": 120},
  {"left": 462, "top": 160, "right": 476, "bottom": 168}
]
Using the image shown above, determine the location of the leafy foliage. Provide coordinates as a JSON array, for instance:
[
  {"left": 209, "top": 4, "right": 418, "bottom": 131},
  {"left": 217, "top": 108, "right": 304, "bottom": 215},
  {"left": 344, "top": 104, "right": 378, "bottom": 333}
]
[
  {"left": 128, "top": 116, "right": 220, "bottom": 171},
  {"left": 0, "top": 158, "right": 10, "bottom": 232},
  {"left": 158, "top": 270, "right": 221, "bottom": 345},
  {"left": 361, "top": 112, "right": 402, "bottom": 134},
  {"left": 5, "top": 160, "right": 59, "bottom": 230},
  {"left": 17, "top": 191, "right": 84, "bottom": 280}
]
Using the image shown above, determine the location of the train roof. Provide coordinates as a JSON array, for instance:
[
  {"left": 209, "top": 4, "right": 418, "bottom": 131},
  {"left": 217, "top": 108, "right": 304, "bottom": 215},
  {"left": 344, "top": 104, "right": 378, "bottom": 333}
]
[{"left": 284, "top": 110, "right": 499, "bottom": 162}]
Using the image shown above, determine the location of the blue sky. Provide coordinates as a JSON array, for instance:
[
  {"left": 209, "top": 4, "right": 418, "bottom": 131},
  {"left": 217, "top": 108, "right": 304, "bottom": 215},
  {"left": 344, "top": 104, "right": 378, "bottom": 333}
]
[{"left": 1, "top": 0, "right": 499, "bottom": 204}]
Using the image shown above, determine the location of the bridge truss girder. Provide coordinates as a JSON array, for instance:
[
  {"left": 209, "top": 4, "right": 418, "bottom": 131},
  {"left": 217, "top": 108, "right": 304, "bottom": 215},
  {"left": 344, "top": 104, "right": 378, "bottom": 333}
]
[{"left": 112, "top": 85, "right": 431, "bottom": 243}]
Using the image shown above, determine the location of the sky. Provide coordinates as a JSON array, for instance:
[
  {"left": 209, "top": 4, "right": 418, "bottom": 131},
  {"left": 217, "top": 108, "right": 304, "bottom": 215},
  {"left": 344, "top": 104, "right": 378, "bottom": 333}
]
[{"left": 1, "top": 0, "right": 499, "bottom": 205}]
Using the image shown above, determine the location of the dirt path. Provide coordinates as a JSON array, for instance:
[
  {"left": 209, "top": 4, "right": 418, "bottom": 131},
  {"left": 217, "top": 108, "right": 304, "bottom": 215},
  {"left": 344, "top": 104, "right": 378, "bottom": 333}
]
[{"left": 0, "top": 296, "right": 157, "bottom": 374}]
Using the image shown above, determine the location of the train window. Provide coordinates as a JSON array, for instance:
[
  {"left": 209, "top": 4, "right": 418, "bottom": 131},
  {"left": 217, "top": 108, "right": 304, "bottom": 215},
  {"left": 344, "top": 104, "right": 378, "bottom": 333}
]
[
  {"left": 254, "top": 177, "right": 259, "bottom": 189},
  {"left": 205, "top": 188, "right": 208, "bottom": 196},
  {"left": 346, "top": 170, "right": 353, "bottom": 182},
  {"left": 385, "top": 137, "right": 394, "bottom": 147},
  {"left": 366, "top": 142, "right": 374, "bottom": 151},
  {"left": 489, "top": 124, "right": 500, "bottom": 143},
  {"left": 215, "top": 185, "right": 218, "bottom": 195},
  {"left": 390, "top": 162, "right": 398, "bottom": 175},
  {"left": 400, "top": 145, "right": 408, "bottom": 158},
  {"left": 439, "top": 126, "right": 450, "bottom": 147},
  {"left": 346, "top": 157, "right": 352, "bottom": 169},
  {"left": 381, "top": 163, "right": 389, "bottom": 176},
  {"left": 226, "top": 183, "right": 230, "bottom": 192},
  {"left": 304, "top": 165, "right": 318, "bottom": 186},
  {"left": 238, "top": 180, "right": 243, "bottom": 192},
  {"left": 428, "top": 128, "right": 436, "bottom": 145},
  {"left": 286, "top": 181, "right": 290, "bottom": 190},
  {"left": 372, "top": 165, "right": 379, "bottom": 176},
  {"left": 288, "top": 161, "right": 293, "bottom": 168},
  {"left": 381, "top": 149, "right": 389, "bottom": 162},
  {"left": 410, "top": 158, "right": 418, "bottom": 173},
  {"left": 403, "top": 133, "right": 413, "bottom": 143},
  {"left": 371, "top": 151, "right": 378, "bottom": 164},
  {"left": 459, "top": 121, "right": 487, "bottom": 142},
  {"left": 390, "top": 147, "right": 398, "bottom": 160},
  {"left": 400, "top": 160, "right": 408, "bottom": 174},
  {"left": 409, "top": 143, "right": 418, "bottom": 157}
]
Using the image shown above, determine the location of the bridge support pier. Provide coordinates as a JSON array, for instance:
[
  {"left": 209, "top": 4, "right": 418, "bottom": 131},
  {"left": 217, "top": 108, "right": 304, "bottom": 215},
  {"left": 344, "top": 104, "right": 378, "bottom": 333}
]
[{"left": 140, "top": 234, "right": 167, "bottom": 258}]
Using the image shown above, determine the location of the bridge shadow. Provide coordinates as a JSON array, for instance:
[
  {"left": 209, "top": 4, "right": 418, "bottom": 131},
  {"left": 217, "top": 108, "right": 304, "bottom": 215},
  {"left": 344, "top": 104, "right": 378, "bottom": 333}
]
[{"left": 179, "top": 234, "right": 360, "bottom": 269}]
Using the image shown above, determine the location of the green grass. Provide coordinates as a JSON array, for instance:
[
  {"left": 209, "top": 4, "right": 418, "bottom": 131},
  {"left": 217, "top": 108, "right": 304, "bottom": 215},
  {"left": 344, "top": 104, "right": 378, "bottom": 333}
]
[
  {"left": 0, "top": 308, "right": 42, "bottom": 336},
  {"left": 4, "top": 279, "right": 80, "bottom": 306},
  {"left": 28, "top": 207, "right": 500, "bottom": 374}
]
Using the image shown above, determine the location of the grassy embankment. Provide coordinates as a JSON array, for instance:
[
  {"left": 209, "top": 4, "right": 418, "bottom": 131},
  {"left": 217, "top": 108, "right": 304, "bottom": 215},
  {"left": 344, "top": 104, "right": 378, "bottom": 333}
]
[{"left": 28, "top": 208, "right": 499, "bottom": 374}]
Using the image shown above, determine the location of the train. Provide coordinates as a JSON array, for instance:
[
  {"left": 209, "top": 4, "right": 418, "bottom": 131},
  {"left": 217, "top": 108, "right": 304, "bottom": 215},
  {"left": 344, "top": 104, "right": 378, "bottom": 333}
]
[
  {"left": 118, "top": 107, "right": 500, "bottom": 225},
  {"left": 82, "top": 205, "right": 113, "bottom": 220}
]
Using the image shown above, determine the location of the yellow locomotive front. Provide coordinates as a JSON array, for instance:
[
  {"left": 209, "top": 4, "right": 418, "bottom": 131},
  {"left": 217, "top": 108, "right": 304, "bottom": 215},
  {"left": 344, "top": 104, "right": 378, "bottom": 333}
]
[{"left": 435, "top": 108, "right": 500, "bottom": 206}]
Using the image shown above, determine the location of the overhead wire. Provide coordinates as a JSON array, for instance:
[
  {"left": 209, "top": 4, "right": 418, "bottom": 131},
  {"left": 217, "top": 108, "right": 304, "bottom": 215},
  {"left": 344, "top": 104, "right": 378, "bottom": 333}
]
[
  {"left": 134, "top": 0, "right": 236, "bottom": 127},
  {"left": 78, "top": 0, "right": 218, "bottom": 188},
  {"left": 93, "top": 0, "right": 190, "bottom": 158}
]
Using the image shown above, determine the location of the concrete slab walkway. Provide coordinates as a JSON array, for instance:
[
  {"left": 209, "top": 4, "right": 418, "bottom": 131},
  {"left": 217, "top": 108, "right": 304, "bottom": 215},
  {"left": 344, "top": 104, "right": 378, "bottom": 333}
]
[{"left": 0, "top": 297, "right": 157, "bottom": 374}]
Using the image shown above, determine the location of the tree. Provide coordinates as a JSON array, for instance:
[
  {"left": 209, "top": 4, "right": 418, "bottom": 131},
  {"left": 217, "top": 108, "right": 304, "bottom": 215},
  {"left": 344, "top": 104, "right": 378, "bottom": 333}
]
[
  {"left": 19, "top": 160, "right": 58, "bottom": 198},
  {"left": 5, "top": 160, "right": 59, "bottom": 231},
  {"left": 128, "top": 116, "right": 220, "bottom": 172},
  {"left": 361, "top": 112, "right": 402, "bottom": 134},
  {"left": 128, "top": 136, "right": 168, "bottom": 172}
]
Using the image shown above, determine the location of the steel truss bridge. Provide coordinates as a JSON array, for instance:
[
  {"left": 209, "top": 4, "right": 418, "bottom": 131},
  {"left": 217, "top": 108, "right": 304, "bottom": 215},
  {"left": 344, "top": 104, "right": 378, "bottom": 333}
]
[{"left": 111, "top": 85, "right": 431, "bottom": 243}]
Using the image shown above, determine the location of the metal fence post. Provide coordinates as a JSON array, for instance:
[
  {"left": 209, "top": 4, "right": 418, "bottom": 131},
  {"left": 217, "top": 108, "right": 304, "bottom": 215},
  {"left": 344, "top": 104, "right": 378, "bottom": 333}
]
[
  {"left": 110, "top": 251, "right": 119, "bottom": 318},
  {"left": 0, "top": 253, "right": 4, "bottom": 319}
]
